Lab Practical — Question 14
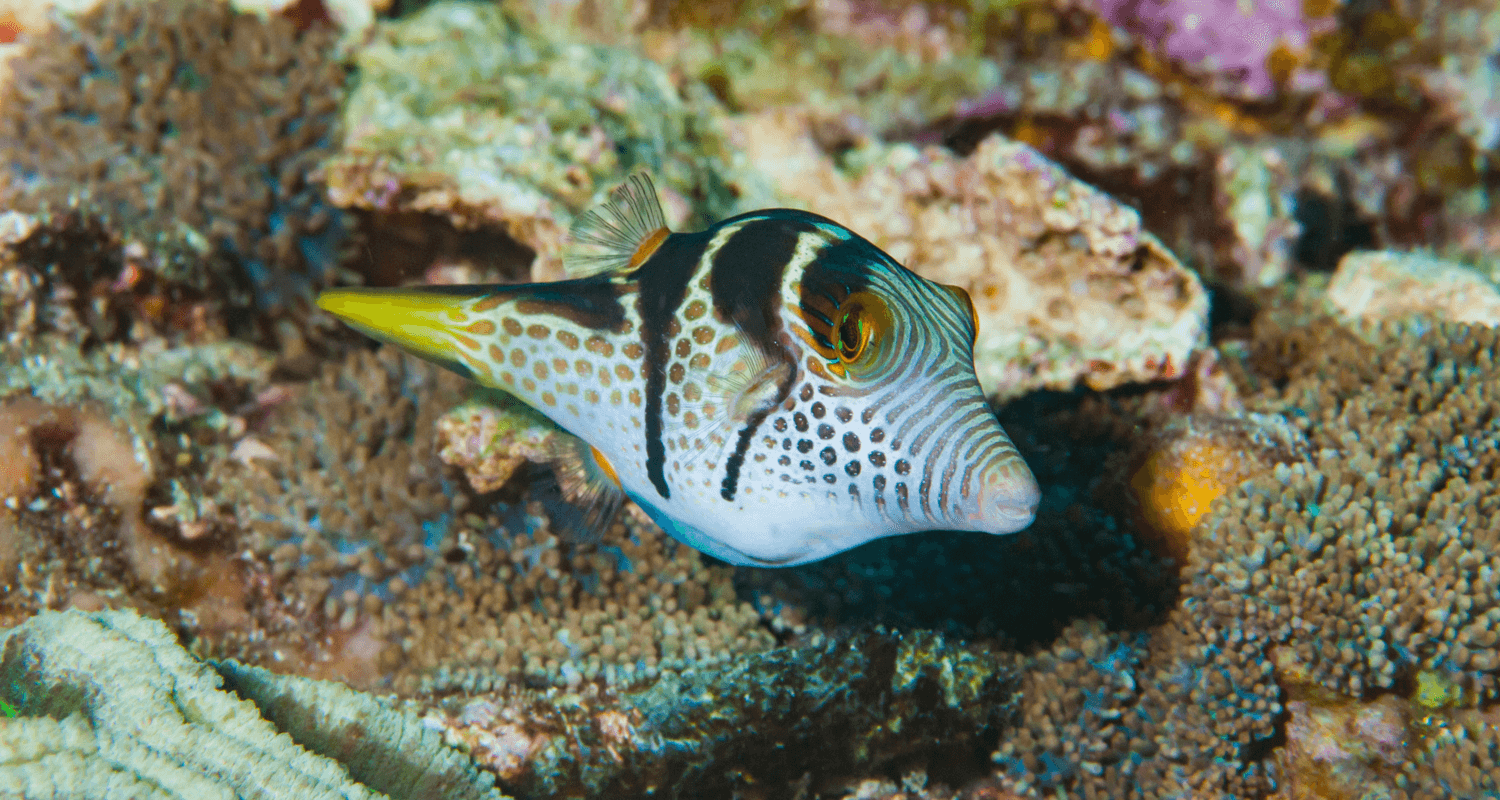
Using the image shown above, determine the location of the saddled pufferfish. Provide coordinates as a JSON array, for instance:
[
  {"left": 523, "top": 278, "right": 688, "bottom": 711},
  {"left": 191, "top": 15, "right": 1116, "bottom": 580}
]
[{"left": 318, "top": 175, "right": 1039, "bottom": 567}]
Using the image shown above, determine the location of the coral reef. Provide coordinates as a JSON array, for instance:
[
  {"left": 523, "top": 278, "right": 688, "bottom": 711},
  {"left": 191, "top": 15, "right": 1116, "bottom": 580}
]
[
  {"left": 1127, "top": 412, "right": 1306, "bottom": 563},
  {"left": 1094, "top": 0, "right": 1335, "bottom": 100},
  {"left": 988, "top": 318, "right": 1500, "bottom": 796},
  {"left": 382, "top": 502, "right": 775, "bottom": 695},
  {"left": 0, "top": 333, "right": 277, "bottom": 621},
  {"left": 217, "top": 658, "right": 507, "bottom": 800},
  {"left": 436, "top": 396, "right": 561, "bottom": 493},
  {"left": 415, "top": 627, "right": 1017, "bottom": 798},
  {"left": 0, "top": 608, "right": 504, "bottom": 799},
  {"left": 215, "top": 346, "right": 774, "bottom": 692},
  {"left": 1404, "top": 0, "right": 1500, "bottom": 154},
  {"left": 0, "top": 0, "right": 351, "bottom": 330},
  {"left": 5, "top": 1, "right": 1500, "bottom": 798},
  {"left": 323, "top": 0, "right": 746, "bottom": 282},
  {"left": 1275, "top": 671, "right": 1500, "bottom": 798},
  {"left": 1206, "top": 319, "right": 1500, "bottom": 700},
  {"left": 221, "top": 346, "right": 460, "bottom": 629},
  {"left": 735, "top": 110, "right": 1209, "bottom": 400},
  {"left": 1211, "top": 141, "right": 1304, "bottom": 289},
  {"left": 1327, "top": 249, "right": 1500, "bottom": 326},
  {"left": 513, "top": 0, "right": 1016, "bottom": 135}
]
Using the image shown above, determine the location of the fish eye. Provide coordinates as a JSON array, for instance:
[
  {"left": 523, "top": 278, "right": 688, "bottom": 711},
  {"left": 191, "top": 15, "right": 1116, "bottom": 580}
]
[
  {"left": 796, "top": 290, "right": 889, "bottom": 375},
  {"left": 836, "top": 310, "right": 865, "bottom": 362}
]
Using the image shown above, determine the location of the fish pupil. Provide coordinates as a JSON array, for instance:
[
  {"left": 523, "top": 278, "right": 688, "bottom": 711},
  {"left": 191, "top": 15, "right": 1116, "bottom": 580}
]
[{"left": 836, "top": 312, "right": 863, "bottom": 362}]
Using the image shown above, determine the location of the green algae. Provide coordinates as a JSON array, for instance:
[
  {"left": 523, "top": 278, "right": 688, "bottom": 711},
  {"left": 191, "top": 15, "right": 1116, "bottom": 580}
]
[{"left": 1413, "top": 669, "right": 1464, "bottom": 710}]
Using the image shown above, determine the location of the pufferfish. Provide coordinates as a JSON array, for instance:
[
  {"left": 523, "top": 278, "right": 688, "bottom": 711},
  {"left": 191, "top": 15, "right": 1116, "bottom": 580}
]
[{"left": 317, "top": 175, "right": 1039, "bottom": 566}]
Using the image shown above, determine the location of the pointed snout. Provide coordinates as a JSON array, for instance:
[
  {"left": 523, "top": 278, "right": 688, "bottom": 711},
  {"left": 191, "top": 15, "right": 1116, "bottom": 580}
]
[{"left": 977, "top": 458, "right": 1040, "bottom": 534}]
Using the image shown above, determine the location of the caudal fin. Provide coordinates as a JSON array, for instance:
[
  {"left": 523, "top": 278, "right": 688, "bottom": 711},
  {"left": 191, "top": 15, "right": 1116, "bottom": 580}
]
[{"left": 317, "top": 285, "right": 508, "bottom": 381}]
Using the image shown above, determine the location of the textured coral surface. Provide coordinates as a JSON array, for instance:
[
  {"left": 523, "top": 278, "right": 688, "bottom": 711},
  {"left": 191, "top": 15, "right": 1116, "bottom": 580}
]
[{"left": 2, "top": 0, "right": 1499, "bottom": 798}]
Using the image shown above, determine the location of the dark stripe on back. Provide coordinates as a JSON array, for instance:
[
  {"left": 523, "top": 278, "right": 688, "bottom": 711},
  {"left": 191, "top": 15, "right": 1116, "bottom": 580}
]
[
  {"left": 634, "top": 230, "right": 713, "bottom": 499},
  {"left": 709, "top": 215, "right": 809, "bottom": 501},
  {"left": 796, "top": 235, "right": 877, "bottom": 310},
  {"left": 513, "top": 277, "right": 628, "bottom": 332},
  {"left": 406, "top": 280, "right": 628, "bottom": 332},
  {"left": 709, "top": 215, "right": 813, "bottom": 352}
]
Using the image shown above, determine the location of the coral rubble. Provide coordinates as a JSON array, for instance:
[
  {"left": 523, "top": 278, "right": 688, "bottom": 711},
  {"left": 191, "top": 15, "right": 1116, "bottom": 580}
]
[
  {"left": 323, "top": 0, "right": 745, "bottom": 282},
  {"left": 0, "top": 0, "right": 351, "bottom": 329},
  {"left": 735, "top": 109, "right": 1209, "bottom": 400},
  {"left": 1327, "top": 249, "right": 1500, "bottom": 326}
]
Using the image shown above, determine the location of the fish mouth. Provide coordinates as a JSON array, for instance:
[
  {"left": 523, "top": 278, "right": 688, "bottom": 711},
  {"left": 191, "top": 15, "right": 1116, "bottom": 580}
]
[
  {"left": 989, "top": 501, "right": 1039, "bottom": 531},
  {"left": 976, "top": 464, "right": 1041, "bottom": 534}
]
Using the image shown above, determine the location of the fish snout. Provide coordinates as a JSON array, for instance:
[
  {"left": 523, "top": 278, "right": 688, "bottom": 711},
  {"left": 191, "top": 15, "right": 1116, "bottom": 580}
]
[{"left": 975, "top": 459, "right": 1041, "bottom": 534}]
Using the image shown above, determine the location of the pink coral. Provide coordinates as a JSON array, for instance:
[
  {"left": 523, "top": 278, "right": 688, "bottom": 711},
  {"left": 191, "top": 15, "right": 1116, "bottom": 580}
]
[{"left": 1095, "top": 0, "right": 1332, "bottom": 98}]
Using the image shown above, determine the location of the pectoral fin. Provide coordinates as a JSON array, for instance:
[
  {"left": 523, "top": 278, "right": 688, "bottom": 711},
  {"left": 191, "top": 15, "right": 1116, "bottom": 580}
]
[{"left": 545, "top": 434, "right": 626, "bottom": 542}]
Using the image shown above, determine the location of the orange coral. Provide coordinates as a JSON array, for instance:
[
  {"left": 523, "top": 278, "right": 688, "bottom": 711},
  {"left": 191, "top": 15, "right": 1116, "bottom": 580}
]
[
  {"left": 1130, "top": 435, "right": 1243, "bottom": 562},
  {"left": 1129, "top": 414, "right": 1304, "bottom": 563}
]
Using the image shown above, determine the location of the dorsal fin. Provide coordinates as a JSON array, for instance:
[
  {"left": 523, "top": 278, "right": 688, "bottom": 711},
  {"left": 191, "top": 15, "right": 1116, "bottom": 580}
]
[{"left": 564, "top": 173, "right": 671, "bottom": 277}]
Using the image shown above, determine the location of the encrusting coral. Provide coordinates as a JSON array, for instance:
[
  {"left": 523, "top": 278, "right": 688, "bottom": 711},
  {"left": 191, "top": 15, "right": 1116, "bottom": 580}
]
[
  {"left": 323, "top": 0, "right": 746, "bottom": 283},
  {"left": 0, "top": 0, "right": 351, "bottom": 326}
]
